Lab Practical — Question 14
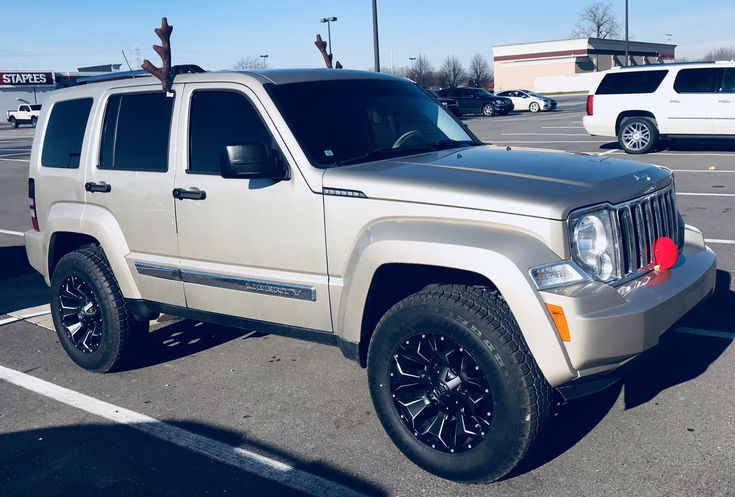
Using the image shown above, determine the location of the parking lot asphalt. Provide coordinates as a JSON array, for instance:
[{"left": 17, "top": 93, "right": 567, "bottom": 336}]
[{"left": 0, "top": 97, "right": 733, "bottom": 497}]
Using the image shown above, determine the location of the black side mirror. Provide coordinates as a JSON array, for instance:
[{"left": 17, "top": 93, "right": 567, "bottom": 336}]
[{"left": 220, "top": 143, "right": 286, "bottom": 180}]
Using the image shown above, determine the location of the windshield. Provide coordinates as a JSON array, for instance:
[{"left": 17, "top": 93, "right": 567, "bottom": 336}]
[{"left": 267, "top": 79, "right": 477, "bottom": 168}]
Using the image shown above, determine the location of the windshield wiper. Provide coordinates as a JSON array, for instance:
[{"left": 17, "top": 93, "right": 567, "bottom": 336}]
[
  {"left": 334, "top": 144, "right": 435, "bottom": 167},
  {"left": 428, "top": 139, "right": 481, "bottom": 150}
]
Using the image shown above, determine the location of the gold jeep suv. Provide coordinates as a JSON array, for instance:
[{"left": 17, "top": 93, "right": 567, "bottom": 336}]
[{"left": 25, "top": 68, "right": 716, "bottom": 482}]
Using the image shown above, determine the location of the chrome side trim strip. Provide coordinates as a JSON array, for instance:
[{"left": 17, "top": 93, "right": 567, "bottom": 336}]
[
  {"left": 134, "top": 263, "right": 317, "bottom": 302},
  {"left": 182, "top": 269, "right": 317, "bottom": 302},
  {"left": 134, "top": 262, "right": 181, "bottom": 281}
]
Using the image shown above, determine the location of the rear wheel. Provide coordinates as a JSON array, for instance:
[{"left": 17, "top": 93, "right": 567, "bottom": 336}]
[
  {"left": 618, "top": 116, "right": 659, "bottom": 154},
  {"left": 50, "top": 247, "right": 148, "bottom": 372},
  {"left": 31, "top": 116, "right": 37, "bottom": 128},
  {"left": 9, "top": 117, "right": 17, "bottom": 128},
  {"left": 482, "top": 103, "right": 495, "bottom": 117},
  {"left": 529, "top": 102, "right": 540, "bottom": 113},
  {"left": 367, "top": 285, "right": 552, "bottom": 482}
]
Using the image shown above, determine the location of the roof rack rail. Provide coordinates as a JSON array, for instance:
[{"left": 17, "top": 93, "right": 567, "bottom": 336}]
[
  {"left": 618, "top": 60, "right": 715, "bottom": 70},
  {"left": 74, "top": 64, "right": 205, "bottom": 86}
]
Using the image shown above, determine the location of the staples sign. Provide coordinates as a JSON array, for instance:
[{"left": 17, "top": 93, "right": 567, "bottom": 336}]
[{"left": 0, "top": 72, "right": 55, "bottom": 87}]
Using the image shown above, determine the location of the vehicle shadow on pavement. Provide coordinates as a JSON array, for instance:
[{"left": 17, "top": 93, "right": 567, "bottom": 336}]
[
  {"left": 129, "top": 320, "right": 261, "bottom": 370},
  {"left": 507, "top": 270, "right": 733, "bottom": 479},
  {"left": 598, "top": 138, "right": 735, "bottom": 153},
  {"left": 0, "top": 421, "right": 386, "bottom": 497},
  {"left": 0, "top": 245, "right": 49, "bottom": 315}
]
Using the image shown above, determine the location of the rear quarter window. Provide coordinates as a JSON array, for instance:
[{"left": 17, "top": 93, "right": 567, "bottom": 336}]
[
  {"left": 596, "top": 70, "right": 668, "bottom": 95},
  {"left": 41, "top": 98, "right": 93, "bottom": 169},
  {"left": 673, "top": 68, "right": 724, "bottom": 93}
]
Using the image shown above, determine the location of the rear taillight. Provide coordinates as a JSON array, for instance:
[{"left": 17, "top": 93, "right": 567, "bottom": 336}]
[
  {"left": 586, "top": 95, "right": 594, "bottom": 116},
  {"left": 29, "top": 178, "right": 39, "bottom": 231}
]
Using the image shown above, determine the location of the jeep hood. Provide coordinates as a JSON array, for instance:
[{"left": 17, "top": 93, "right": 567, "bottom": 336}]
[{"left": 321, "top": 145, "right": 672, "bottom": 220}]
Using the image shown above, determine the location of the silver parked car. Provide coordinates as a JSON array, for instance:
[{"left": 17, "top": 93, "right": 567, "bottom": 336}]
[{"left": 496, "top": 89, "right": 557, "bottom": 112}]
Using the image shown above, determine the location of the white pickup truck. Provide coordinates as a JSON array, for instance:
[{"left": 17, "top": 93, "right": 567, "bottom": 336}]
[{"left": 6, "top": 104, "right": 42, "bottom": 128}]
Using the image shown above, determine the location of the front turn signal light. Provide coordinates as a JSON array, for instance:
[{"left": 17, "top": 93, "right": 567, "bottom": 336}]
[{"left": 546, "top": 304, "right": 571, "bottom": 342}]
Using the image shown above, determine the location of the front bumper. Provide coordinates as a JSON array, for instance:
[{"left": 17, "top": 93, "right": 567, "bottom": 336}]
[{"left": 540, "top": 225, "right": 716, "bottom": 377}]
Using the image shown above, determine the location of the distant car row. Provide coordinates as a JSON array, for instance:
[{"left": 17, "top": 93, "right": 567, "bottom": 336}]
[{"left": 431, "top": 87, "right": 557, "bottom": 117}]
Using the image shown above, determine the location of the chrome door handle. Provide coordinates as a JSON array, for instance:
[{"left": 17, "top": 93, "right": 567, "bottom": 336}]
[
  {"left": 669, "top": 99, "right": 680, "bottom": 103},
  {"left": 718, "top": 99, "right": 732, "bottom": 103}
]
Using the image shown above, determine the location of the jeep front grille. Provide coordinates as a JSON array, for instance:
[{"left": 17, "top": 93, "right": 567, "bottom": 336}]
[{"left": 615, "top": 185, "right": 678, "bottom": 278}]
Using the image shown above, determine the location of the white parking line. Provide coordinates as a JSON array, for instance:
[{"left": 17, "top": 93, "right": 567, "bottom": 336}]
[
  {"left": 0, "top": 157, "right": 29, "bottom": 163},
  {"left": 501, "top": 133, "right": 590, "bottom": 136},
  {"left": 0, "top": 310, "right": 51, "bottom": 327},
  {"left": 499, "top": 140, "right": 610, "bottom": 144},
  {"left": 0, "top": 364, "right": 370, "bottom": 497},
  {"left": 609, "top": 152, "right": 735, "bottom": 157},
  {"left": 541, "top": 126, "right": 584, "bottom": 129},
  {"left": 705, "top": 238, "right": 735, "bottom": 245},
  {"left": 677, "top": 192, "right": 735, "bottom": 197},
  {"left": 672, "top": 169, "right": 735, "bottom": 173},
  {"left": 673, "top": 327, "right": 735, "bottom": 340},
  {"left": 0, "top": 228, "right": 24, "bottom": 237}
]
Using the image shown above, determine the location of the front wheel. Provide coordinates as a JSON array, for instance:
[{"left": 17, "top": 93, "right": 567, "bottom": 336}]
[
  {"left": 481, "top": 103, "right": 495, "bottom": 117},
  {"left": 529, "top": 102, "right": 540, "bottom": 113},
  {"left": 9, "top": 117, "right": 17, "bottom": 128},
  {"left": 50, "top": 247, "right": 148, "bottom": 372},
  {"left": 367, "top": 285, "right": 552, "bottom": 482},
  {"left": 618, "top": 116, "right": 659, "bottom": 154},
  {"left": 31, "top": 116, "right": 37, "bottom": 128}
]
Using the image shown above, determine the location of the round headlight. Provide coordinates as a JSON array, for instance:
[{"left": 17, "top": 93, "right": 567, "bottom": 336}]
[{"left": 570, "top": 210, "right": 619, "bottom": 282}]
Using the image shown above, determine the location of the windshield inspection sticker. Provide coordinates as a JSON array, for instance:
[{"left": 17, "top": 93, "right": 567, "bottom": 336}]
[{"left": 324, "top": 149, "right": 334, "bottom": 157}]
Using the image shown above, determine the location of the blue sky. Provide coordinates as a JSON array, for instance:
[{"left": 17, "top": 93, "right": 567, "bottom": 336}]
[{"left": 3, "top": 0, "right": 734, "bottom": 72}]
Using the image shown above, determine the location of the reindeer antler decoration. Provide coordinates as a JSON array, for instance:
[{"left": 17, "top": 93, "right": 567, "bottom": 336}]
[
  {"left": 142, "top": 17, "right": 173, "bottom": 91},
  {"left": 314, "top": 34, "right": 333, "bottom": 69}
]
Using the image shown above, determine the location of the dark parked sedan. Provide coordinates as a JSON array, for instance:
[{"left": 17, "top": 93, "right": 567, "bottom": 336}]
[
  {"left": 428, "top": 90, "right": 462, "bottom": 116},
  {"left": 436, "top": 87, "right": 513, "bottom": 116}
]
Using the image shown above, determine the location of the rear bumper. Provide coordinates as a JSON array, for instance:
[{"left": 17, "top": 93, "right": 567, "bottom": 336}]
[
  {"left": 24, "top": 229, "right": 48, "bottom": 284},
  {"left": 583, "top": 115, "right": 616, "bottom": 137},
  {"left": 540, "top": 226, "right": 716, "bottom": 379}
]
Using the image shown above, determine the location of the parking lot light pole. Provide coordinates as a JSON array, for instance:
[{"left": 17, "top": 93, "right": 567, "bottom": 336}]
[
  {"left": 319, "top": 17, "right": 337, "bottom": 56},
  {"left": 625, "top": 0, "right": 629, "bottom": 66},
  {"left": 372, "top": 0, "right": 380, "bottom": 72},
  {"left": 259, "top": 54, "right": 269, "bottom": 68}
]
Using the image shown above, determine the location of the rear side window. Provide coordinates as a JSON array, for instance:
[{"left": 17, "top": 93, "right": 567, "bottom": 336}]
[
  {"left": 99, "top": 92, "right": 173, "bottom": 172},
  {"left": 596, "top": 70, "right": 668, "bottom": 95},
  {"left": 674, "top": 68, "right": 724, "bottom": 93},
  {"left": 722, "top": 69, "right": 735, "bottom": 93},
  {"left": 41, "top": 98, "right": 93, "bottom": 169},
  {"left": 188, "top": 90, "right": 277, "bottom": 174}
]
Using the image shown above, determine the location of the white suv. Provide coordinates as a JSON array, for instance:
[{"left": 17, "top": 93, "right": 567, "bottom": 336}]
[{"left": 583, "top": 61, "right": 735, "bottom": 153}]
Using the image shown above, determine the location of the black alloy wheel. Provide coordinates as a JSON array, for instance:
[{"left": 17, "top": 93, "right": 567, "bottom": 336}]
[
  {"left": 57, "top": 275, "right": 103, "bottom": 353},
  {"left": 390, "top": 332, "right": 493, "bottom": 454}
]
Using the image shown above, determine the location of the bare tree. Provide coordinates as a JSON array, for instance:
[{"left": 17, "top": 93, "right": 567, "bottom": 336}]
[
  {"left": 406, "top": 54, "right": 435, "bottom": 88},
  {"left": 437, "top": 56, "right": 466, "bottom": 89},
  {"left": 704, "top": 46, "right": 735, "bottom": 61},
  {"left": 571, "top": 2, "right": 621, "bottom": 39},
  {"left": 468, "top": 54, "right": 492, "bottom": 88},
  {"left": 233, "top": 56, "right": 268, "bottom": 70}
]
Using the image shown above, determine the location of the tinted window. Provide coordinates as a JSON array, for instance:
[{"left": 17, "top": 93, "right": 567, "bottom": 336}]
[
  {"left": 722, "top": 69, "right": 735, "bottom": 93},
  {"left": 99, "top": 92, "right": 173, "bottom": 171},
  {"left": 596, "top": 70, "right": 668, "bottom": 94},
  {"left": 20, "top": 105, "right": 30, "bottom": 112},
  {"left": 189, "top": 91, "right": 277, "bottom": 174},
  {"left": 41, "top": 98, "right": 93, "bottom": 169},
  {"left": 30, "top": 104, "right": 42, "bottom": 111},
  {"left": 674, "top": 68, "right": 724, "bottom": 93},
  {"left": 268, "top": 79, "right": 473, "bottom": 167}
]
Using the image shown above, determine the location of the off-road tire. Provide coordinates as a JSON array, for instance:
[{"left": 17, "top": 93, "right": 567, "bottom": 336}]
[
  {"left": 9, "top": 117, "right": 17, "bottom": 128},
  {"left": 367, "top": 285, "right": 552, "bottom": 482},
  {"left": 50, "top": 246, "right": 148, "bottom": 372},
  {"left": 31, "top": 116, "right": 37, "bottom": 128}
]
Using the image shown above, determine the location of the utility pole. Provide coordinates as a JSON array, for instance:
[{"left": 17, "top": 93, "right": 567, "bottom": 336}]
[
  {"left": 625, "top": 0, "right": 629, "bottom": 66},
  {"left": 372, "top": 0, "right": 380, "bottom": 72}
]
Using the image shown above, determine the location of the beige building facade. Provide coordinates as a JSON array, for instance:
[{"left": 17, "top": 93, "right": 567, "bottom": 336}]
[{"left": 493, "top": 38, "right": 676, "bottom": 92}]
